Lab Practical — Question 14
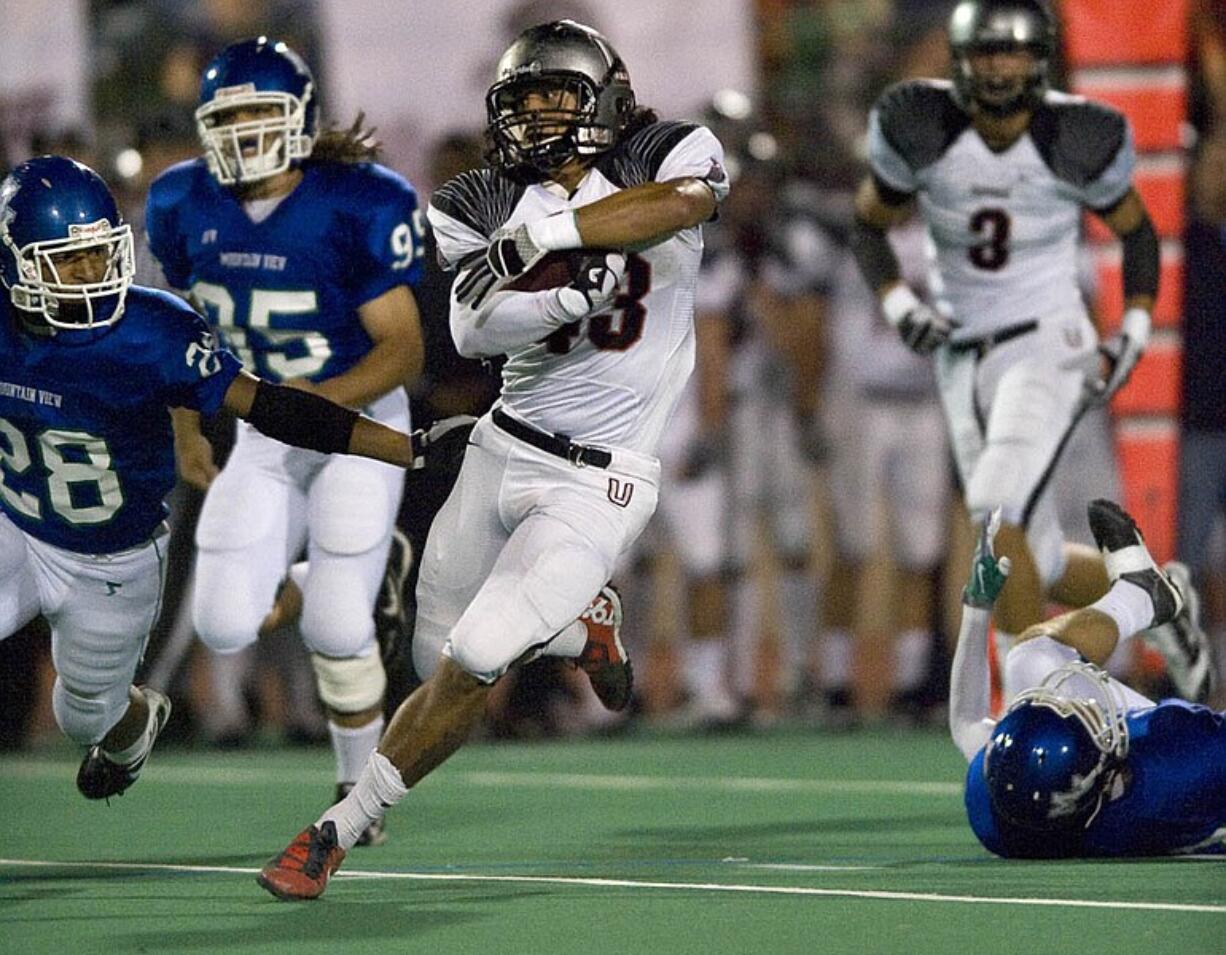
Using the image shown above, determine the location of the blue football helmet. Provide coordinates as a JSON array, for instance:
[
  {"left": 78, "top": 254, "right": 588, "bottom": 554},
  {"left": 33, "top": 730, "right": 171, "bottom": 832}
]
[
  {"left": 0, "top": 156, "right": 134, "bottom": 332},
  {"left": 196, "top": 36, "right": 317, "bottom": 185},
  {"left": 985, "top": 661, "right": 1130, "bottom": 831}
]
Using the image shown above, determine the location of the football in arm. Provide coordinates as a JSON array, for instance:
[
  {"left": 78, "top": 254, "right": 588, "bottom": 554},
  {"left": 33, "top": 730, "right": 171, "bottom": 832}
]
[{"left": 504, "top": 250, "right": 596, "bottom": 292}]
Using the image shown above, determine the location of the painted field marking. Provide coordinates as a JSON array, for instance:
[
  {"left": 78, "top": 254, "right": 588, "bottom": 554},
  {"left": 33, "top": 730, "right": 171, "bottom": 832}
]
[{"left": 1, "top": 858, "right": 1222, "bottom": 914}]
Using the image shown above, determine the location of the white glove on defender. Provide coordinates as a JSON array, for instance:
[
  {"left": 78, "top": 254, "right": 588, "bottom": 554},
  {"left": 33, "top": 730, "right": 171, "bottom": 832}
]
[
  {"left": 881, "top": 284, "right": 954, "bottom": 355},
  {"left": 1085, "top": 307, "right": 1151, "bottom": 405}
]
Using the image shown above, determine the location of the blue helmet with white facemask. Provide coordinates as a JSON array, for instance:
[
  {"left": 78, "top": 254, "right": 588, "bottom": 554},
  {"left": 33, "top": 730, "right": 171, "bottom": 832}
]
[
  {"left": 196, "top": 36, "right": 317, "bottom": 186},
  {"left": 985, "top": 661, "right": 1130, "bottom": 832},
  {"left": 0, "top": 156, "right": 134, "bottom": 333}
]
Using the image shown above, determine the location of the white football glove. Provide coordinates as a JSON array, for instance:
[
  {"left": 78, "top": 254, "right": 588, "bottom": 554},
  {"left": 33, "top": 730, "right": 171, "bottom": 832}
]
[
  {"left": 881, "top": 284, "right": 954, "bottom": 355},
  {"left": 1084, "top": 307, "right": 1151, "bottom": 406},
  {"left": 551, "top": 252, "right": 626, "bottom": 321}
]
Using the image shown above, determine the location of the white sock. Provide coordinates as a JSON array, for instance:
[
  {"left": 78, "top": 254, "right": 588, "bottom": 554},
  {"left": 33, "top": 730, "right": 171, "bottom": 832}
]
[
  {"left": 330, "top": 715, "right": 385, "bottom": 785},
  {"left": 820, "top": 628, "right": 852, "bottom": 689},
  {"left": 1089, "top": 579, "right": 1154, "bottom": 643},
  {"left": 319, "top": 750, "right": 407, "bottom": 851},
  {"left": 894, "top": 629, "right": 931, "bottom": 693},
  {"left": 542, "top": 620, "right": 586, "bottom": 659}
]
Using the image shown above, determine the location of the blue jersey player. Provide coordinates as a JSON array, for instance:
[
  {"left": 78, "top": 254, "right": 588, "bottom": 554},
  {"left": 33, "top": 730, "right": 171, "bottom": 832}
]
[
  {"left": 145, "top": 37, "right": 426, "bottom": 845},
  {"left": 950, "top": 502, "right": 1226, "bottom": 858},
  {"left": 0, "top": 156, "right": 418, "bottom": 802}
]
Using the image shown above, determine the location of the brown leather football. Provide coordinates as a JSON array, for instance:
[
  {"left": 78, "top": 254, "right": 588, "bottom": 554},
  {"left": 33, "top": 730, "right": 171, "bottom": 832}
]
[{"left": 503, "top": 251, "right": 587, "bottom": 292}]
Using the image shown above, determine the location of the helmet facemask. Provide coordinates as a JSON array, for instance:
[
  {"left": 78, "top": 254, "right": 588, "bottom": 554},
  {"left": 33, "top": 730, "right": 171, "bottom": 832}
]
[
  {"left": 3, "top": 217, "right": 134, "bottom": 332},
  {"left": 195, "top": 84, "right": 315, "bottom": 186},
  {"left": 487, "top": 72, "right": 606, "bottom": 173},
  {"left": 954, "top": 42, "right": 1049, "bottom": 117}
]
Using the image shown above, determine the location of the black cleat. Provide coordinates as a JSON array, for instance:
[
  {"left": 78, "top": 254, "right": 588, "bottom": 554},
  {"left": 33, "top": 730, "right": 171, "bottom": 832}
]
[
  {"left": 1087, "top": 499, "right": 1182, "bottom": 628},
  {"left": 1143, "top": 562, "right": 1219, "bottom": 704},
  {"left": 335, "top": 783, "right": 387, "bottom": 847},
  {"left": 77, "top": 687, "right": 171, "bottom": 800}
]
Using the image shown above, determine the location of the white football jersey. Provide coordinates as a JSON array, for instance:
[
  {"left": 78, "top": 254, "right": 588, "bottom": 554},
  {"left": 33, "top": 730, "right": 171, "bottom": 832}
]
[
  {"left": 867, "top": 81, "right": 1135, "bottom": 339},
  {"left": 428, "top": 122, "right": 728, "bottom": 455}
]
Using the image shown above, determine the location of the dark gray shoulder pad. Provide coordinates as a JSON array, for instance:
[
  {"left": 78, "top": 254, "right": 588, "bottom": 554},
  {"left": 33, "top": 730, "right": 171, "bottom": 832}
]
[
  {"left": 1030, "top": 97, "right": 1127, "bottom": 187},
  {"left": 597, "top": 121, "right": 700, "bottom": 188},
  {"left": 874, "top": 80, "right": 970, "bottom": 172},
  {"left": 429, "top": 169, "right": 525, "bottom": 239}
]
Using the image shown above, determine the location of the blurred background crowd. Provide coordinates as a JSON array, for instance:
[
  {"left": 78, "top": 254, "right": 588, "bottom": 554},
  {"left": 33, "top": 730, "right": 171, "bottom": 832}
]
[{"left": 0, "top": 0, "right": 1223, "bottom": 748}]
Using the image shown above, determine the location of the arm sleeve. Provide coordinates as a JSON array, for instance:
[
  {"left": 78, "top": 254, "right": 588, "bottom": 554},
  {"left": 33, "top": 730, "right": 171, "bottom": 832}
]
[
  {"left": 949, "top": 604, "right": 997, "bottom": 762},
  {"left": 160, "top": 308, "right": 244, "bottom": 414},
  {"left": 449, "top": 283, "right": 574, "bottom": 358},
  {"left": 350, "top": 176, "right": 426, "bottom": 304},
  {"left": 866, "top": 106, "right": 920, "bottom": 196}
]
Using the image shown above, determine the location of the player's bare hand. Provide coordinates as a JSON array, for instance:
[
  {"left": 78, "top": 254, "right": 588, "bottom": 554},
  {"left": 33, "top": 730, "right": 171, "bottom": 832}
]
[{"left": 175, "top": 431, "right": 218, "bottom": 490}]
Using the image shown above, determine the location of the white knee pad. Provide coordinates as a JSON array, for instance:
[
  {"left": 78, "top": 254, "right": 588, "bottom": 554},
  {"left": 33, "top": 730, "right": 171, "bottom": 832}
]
[
  {"left": 1003, "top": 634, "right": 1078, "bottom": 702},
  {"left": 441, "top": 635, "right": 508, "bottom": 685},
  {"left": 52, "top": 678, "right": 128, "bottom": 746},
  {"left": 310, "top": 650, "right": 386, "bottom": 714}
]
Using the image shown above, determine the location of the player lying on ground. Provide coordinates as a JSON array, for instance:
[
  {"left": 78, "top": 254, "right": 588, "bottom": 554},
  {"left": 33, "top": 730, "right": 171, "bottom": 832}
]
[
  {"left": 0, "top": 156, "right": 422, "bottom": 802},
  {"left": 951, "top": 502, "right": 1224, "bottom": 857},
  {"left": 256, "top": 18, "right": 728, "bottom": 900}
]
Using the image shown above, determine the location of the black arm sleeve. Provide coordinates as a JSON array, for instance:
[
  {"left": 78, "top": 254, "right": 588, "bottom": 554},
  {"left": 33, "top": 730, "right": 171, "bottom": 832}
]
[
  {"left": 1120, "top": 212, "right": 1160, "bottom": 300},
  {"left": 849, "top": 215, "right": 902, "bottom": 292},
  {"left": 245, "top": 379, "right": 359, "bottom": 454}
]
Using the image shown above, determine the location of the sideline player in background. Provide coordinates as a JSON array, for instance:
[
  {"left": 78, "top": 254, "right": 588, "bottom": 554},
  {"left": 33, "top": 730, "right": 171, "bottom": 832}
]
[
  {"left": 257, "top": 19, "right": 729, "bottom": 899},
  {"left": 850, "top": 0, "right": 1160, "bottom": 648},
  {"left": 145, "top": 37, "right": 425, "bottom": 845},
  {"left": 952, "top": 503, "right": 1224, "bottom": 857},
  {"left": 0, "top": 157, "right": 417, "bottom": 800}
]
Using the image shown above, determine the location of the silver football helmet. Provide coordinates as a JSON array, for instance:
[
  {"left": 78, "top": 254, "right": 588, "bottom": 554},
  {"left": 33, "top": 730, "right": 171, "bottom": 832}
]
[
  {"left": 486, "top": 20, "right": 636, "bottom": 176},
  {"left": 948, "top": 0, "right": 1056, "bottom": 117}
]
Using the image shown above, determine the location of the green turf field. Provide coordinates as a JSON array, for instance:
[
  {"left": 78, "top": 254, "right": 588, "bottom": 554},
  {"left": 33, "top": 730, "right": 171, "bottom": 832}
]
[{"left": 2, "top": 728, "right": 1222, "bottom": 955}]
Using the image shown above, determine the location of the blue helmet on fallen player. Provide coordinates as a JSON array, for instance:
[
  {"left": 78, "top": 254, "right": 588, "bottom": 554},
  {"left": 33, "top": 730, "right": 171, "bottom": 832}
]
[
  {"left": 196, "top": 36, "right": 317, "bottom": 186},
  {"left": 948, "top": 0, "right": 1056, "bottom": 117},
  {"left": 985, "top": 661, "right": 1129, "bottom": 831},
  {"left": 0, "top": 156, "right": 134, "bottom": 333}
]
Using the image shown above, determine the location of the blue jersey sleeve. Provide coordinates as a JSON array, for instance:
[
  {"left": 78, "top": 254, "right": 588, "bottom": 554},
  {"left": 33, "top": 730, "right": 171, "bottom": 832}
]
[
  {"left": 349, "top": 166, "right": 426, "bottom": 305},
  {"left": 145, "top": 161, "right": 199, "bottom": 290},
  {"left": 155, "top": 299, "right": 244, "bottom": 413}
]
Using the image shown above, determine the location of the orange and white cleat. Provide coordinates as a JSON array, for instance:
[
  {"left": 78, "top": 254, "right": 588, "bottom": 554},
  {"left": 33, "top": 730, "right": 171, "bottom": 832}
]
[
  {"left": 575, "top": 585, "right": 633, "bottom": 712},
  {"left": 257, "top": 821, "right": 346, "bottom": 901}
]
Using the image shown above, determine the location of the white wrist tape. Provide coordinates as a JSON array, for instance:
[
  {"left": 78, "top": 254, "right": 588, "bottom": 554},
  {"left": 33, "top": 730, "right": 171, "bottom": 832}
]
[
  {"left": 528, "top": 211, "right": 583, "bottom": 251},
  {"left": 1120, "top": 307, "right": 1151, "bottom": 350},
  {"left": 880, "top": 284, "right": 921, "bottom": 328}
]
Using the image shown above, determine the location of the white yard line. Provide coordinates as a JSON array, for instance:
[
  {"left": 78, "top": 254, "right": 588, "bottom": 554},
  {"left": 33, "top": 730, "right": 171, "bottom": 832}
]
[
  {"left": 0, "top": 858, "right": 1221, "bottom": 914},
  {"left": 0, "top": 761, "right": 961, "bottom": 796}
]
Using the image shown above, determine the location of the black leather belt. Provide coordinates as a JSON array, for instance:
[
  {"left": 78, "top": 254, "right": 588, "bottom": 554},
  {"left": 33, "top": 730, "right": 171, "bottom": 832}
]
[
  {"left": 948, "top": 320, "right": 1039, "bottom": 357},
  {"left": 492, "top": 409, "right": 612, "bottom": 469}
]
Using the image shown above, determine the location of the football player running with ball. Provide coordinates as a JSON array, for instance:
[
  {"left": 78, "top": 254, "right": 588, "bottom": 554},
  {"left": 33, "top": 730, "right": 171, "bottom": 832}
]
[
  {"left": 952, "top": 504, "right": 1225, "bottom": 858},
  {"left": 258, "top": 19, "right": 729, "bottom": 900},
  {"left": 851, "top": 1, "right": 1171, "bottom": 648},
  {"left": 0, "top": 157, "right": 418, "bottom": 801},
  {"left": 145, "top": 37, "right": 426, "bottom": 845}
]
